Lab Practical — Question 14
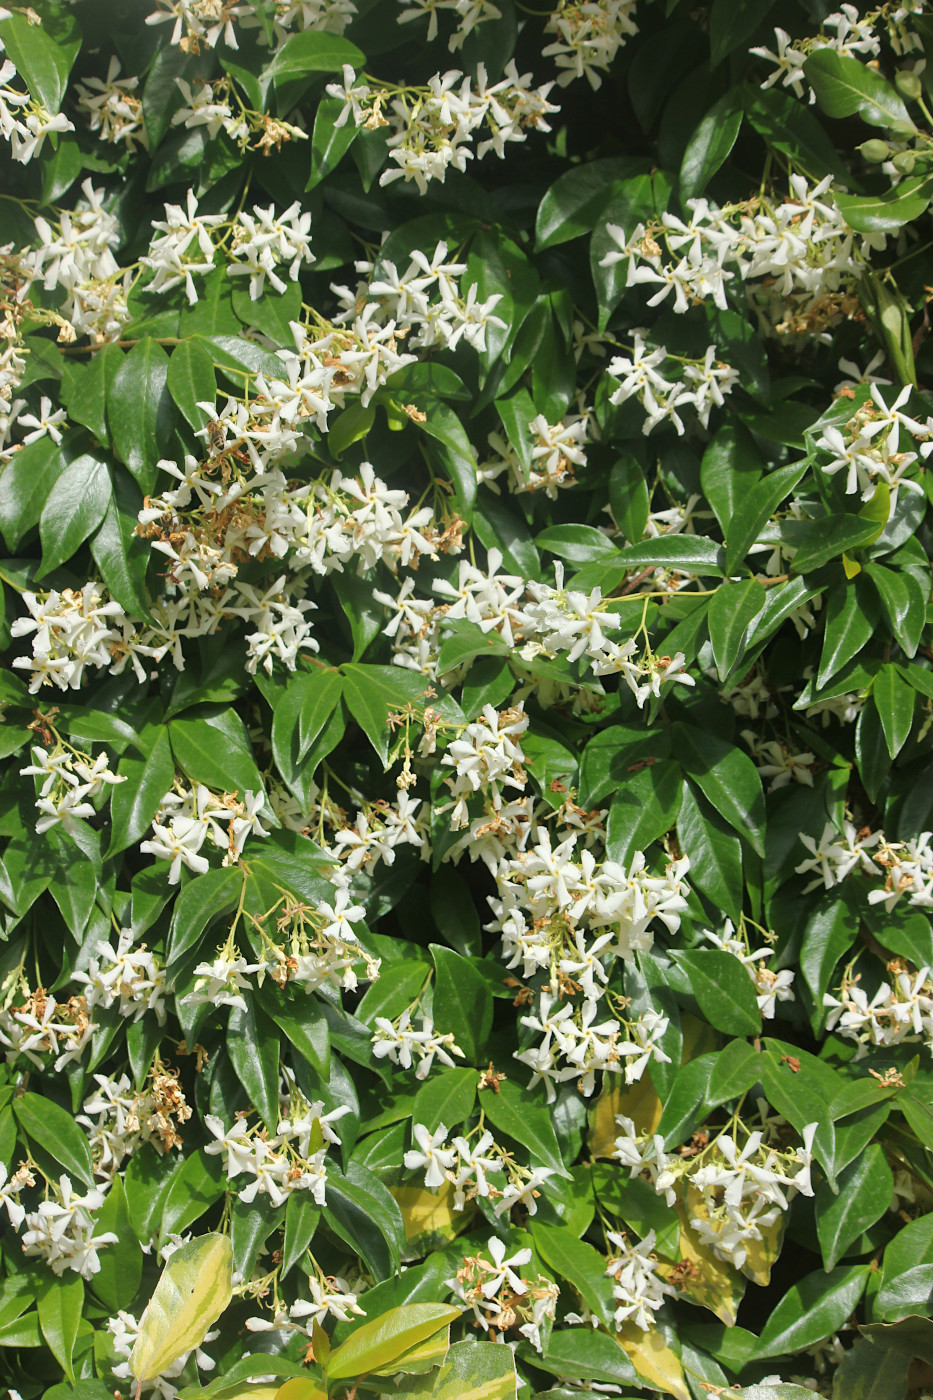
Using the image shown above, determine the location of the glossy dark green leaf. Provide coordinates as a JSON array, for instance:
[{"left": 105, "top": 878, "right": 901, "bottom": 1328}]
[
  {"left": 831, "top": 1340, "right": 909, "bottom": 1400},
  {"left": 479, "top": 1077, "right": 566, "bottom": 1177},
  {"left": 865, "top": 562, "right": 926, "bottom": 658},
  {"left": 35, "top": 1273, "right": 83, "bottom": 1383},
  {"left": 708, "top": 579, "right": 767, "bottom": 681},
  {"left": 680, "top": 89, "right": 744, "bottom": 200},
  {"left": 673, "top": 722, "right": 767, "bottom": 856},
  {"left": 411, "top": 1066, "right": 477, "bottom": 1134},
  {"left": 818, "top": 581, "right": 880, "bottom": 688},
  {"left": 673, "top": 949, "right": 760, "bottom": 1036},
  {"left": 430, "top": 944, "right": 493, "bottom": 1065},
  {"left": 169, "top": 707, "right": 263, "bottom": 795},
  {"left": 90, "top": 468, "right": 150, "bottom": 617},
  {"left": 14, "top": 1093, "right": 94, "bottom": 1187},
  {"left": 815, "top": 1144, "right": 893, "bottom": 1271},
  {"left": 228, "top": 1001, "right": 280, "bottom": 1131},
  {"left": 0, "top": 12, "right": 77, "bottom": 113},
  {"left": 873, "top": 663, "right": 915, "bottom": 758},
  {"left": 107, "top": 339, "right": 176, "bottom": 496},
  {"left": 676, "top": 782, "right": 743, "bottom": 924},
  {"left": 166, "top": 338, "right": 217, "bottom": 430},
  {"left": 108, "top": 725, "right": 175, "bottom": 858},
  {"left": 0, "top": 436, "right": 66, "bottom": 552},
  {"left": 756, "top": 1264, "right": 869, "bottom": 1358},
  {"left": 531, "top": 1221, "right": 615, "bottom": 1326},
  {"left": 805, "top": 49, "right": 915, "bottom": 130},
  {"left": 167, "top": 865, "right": 243, "bottom": 967}
]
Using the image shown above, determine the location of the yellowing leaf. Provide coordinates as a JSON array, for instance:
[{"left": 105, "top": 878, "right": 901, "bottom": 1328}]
[
  {"left": 275, "top": 1381, "right": 328, "bottom": 1400},
  {"left": 656, "top": 1197, "right": 745, "bottom": 1326},
  {"left": 739, "top": 1211, "right": 785, "bottom": 1287},
  {"left": 327, "top": 1303, "right": 461, "bottom": 1383},
  {"left": 842, "top": 551, "right": 861, "bottom": 579},
  {"left": 618, "top": 1322, "right": 690, "bottom": 1400},
  {"left": 370, "top": 1325, "right": 452, "bottom": 1377},
  {"left": 391, "top": 1179, "right": 472, "bottom": 1256},
  {"left": 130, "top": 1233, "right": 233, "bottom": 1385},
  {"left": 591, "top": 1077, "right": 662, "bottom": 1158}
]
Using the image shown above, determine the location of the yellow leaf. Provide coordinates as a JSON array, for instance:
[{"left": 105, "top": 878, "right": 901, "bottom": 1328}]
[
  {"left": 618, "top": 1322, "right": 690, "bottom": 1400},
  {"left": 370, "top": 1325, "right": 452, "bottom": 1376},
  {"left": 130, "top": 1233, "right": 233, "bottom": 1385},
  {"left": 590, "top": 1077, "right": 662, "bottom": 1158},
  {"left": 275, "top": 1381, "right": 328, "bottom": 1400},
  {"left": 842, "top": 551, "right": 861, "bottom": 579},
  {"left": 390, "top": 1179, "right": 472, "bottom": 1256},
  {"left": 739, "top": 1211, "right": 785, "bottom": 1288},
  {"left": 656, "top": 1196, "right": 745, "bottom": 1327}
]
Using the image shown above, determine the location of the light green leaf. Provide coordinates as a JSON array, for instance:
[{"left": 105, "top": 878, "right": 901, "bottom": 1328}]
[{"left": 130, "top": 1234, "right": 233, "bottom": 1384}]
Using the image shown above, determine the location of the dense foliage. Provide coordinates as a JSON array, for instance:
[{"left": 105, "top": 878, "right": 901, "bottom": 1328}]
[{"left": 2, "top": 0, "right": 933, "bottom": 1397}]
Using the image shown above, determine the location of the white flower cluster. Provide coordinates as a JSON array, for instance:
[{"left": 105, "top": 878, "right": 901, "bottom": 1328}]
[
  {"left": 605, "top": 1228, "right": 673, "bottom": 1331},
  {"left": 0, "top": 47, "right": 74, "bottom": 165},
  {"left": 23, "top": 181, "right": 128, "bottom": 342},
  {"left": 326, "top": 61, "right": 559, "bottom": 194},
  {"left": 397, "top": 0, "right": 502, "bottom": 52},
  {"left": 145, "top": 0, "right": 250, "bottom": 51},
  {"left": 140, "top": 783, "right": 268, "bottom": 885},
  {"left": 75, "top": 58, "right": 147, "bottom": 150},
  {"left": 245, "top": 1273, "right": 365, "bottom": 1340},
  {"left": 519, "top": 564, "right": 697, "bottom": 705},
  {"left": 334, "top": 240, "right": 507, "bottom": 355},
  {"left": 797, "top": 821, "right": 933, "bottom": 911},
  {"left": 0, "top": 1167, "right": 119, "bottom": 1279},
  {"left": 20, "top": 742, "right": 126, "bottom": 836},
  {"left": 0, "top": 988, "right": 94, "bottom": 1072},
  {"left": 544, "top": 0, "right": 639, "bottom": 89},
  {"left": 814, "top": 383, "right": 933, "bottom": 501},
  {"left": 479, "top": 408, "right": 592, "bottom": 498},
  {"left": 601, "top": 176, "right": 883, "bottom": 344},
  {"left": 741, "top": 730, "right": 816, "bottom": 792},
  {"left": 204, "top": 1095, "right": 351, "bottom": 1208},
  {"left": 447, "top": 1236, "right": 560, "bottom": 1351},
  {"left": 605, "top": 332, "right": 738, "bottom": 436},
  {"left": 613, "top": 1112, "right": 816, "bottom": 1276},
  {"left": 77, "top": 1067, "right": 192, "bottom": 1175},
  {"left": 702, "top": 923, "right": 796, "bottom": 1020},
  {"left": 825, "top": 964, "right": 933, "bottom": 1057},
  {"left": 750, "top": 4, "right": 923, "bottom": 104},
  {"left": 73, "top": 930, "right": 167, "bottom": 1024},
  {"left": 330, "top": 792, "right": 429, "bottom": 874},
  {"left": 441, "top": 701, "right": 529, "bottom": 830},
  {"left": 518, "top": 989, "right": 672, "bottom": 1101},
  {"left": 372, "top": 1010, "right": 465, "bottom": 1080}
]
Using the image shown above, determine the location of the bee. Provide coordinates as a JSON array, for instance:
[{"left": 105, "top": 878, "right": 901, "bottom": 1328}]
[{"left": 206, "top": 419, "right": 226, "bottom": 456}]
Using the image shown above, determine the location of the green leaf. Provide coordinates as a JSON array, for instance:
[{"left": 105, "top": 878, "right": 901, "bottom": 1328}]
[
  {"left": 680, "top": 89, "right": 744, "bottom": 200},
  {"left": 708, "top": 1039, "right": 763, "bottom": 1107},
  {"left": 744, "top": 85, "right": 853, "bottom": 183},
  {"left": 800, "top": 895, "right": 858, "bottom": 1034},
  {"left": 536, "top": 525, "right": 621, "bottom": 565},
  {"left": 414, "top": 401, "right": 477, "bottom": 518},
  {"left": 836, "top": 178, "right": 933, "bottom": 233},
  {"left": 535, "top": 159, "right": 644, "bottom": 250},
  {"left": 130, "top": 1234, "right": 233, "bottom": 1384},
  {"left": 411, "top": 1067, "right": 477, "bottom": 1134},
  {"left": 878, "top": 1215, "right": 933, "bottom": 1320},
  {"left": 0, "top": 436, "right": 66, "bottom": 552},
  {"left": 327, "top": 1303, "right": 459, "bottom": 1383},
  {"left": 479, "top": 1077, "right": 567, "bottom": 1177},
  {"left": 676, "top": 782, "right": 743, "bottom": 924},
  {"left": 59, "top": 341, "right": 122, "bottom": 441},
  {"left": 430, "top": 945, "right": 493, "bottom": 1065},
  {"left": 35, "top": 1273, "right": 83, "bottom": 1383},
  {"left": 616, "top": 535, "right": 725, "bottom": 576},
  {"left": 700, "top": 422, "right": 764, "bottom": 534},
  {"left": 167, "top": 865, "right": 243, "bottom": 967},
  {"left": 259, "top": 985, "right": 330, "bottom": 1079},
  {"left": 167, "top": 338, "right": 217, "bottom": 430},
  {"left": 169, "top": 707, "right": 263, "bottom": 795},
  {"left": 437, "top": 622, "right": 510, "bottom": 676},
  {"left": 672, "top": 949, "right": 760, "bottom": 1036},
  {"left": 657, "top": 1052, "right": 720, "bottom": 1148},
  {"left": 805, "top": 49, "right": 916, "bottom": 131},
  {"left": 342, "top": 664, "right": 432, "bottom": 765},
  {"left": 865, "top": 562, "right": 926, "bottom": 658},
  {"left": 88, "top": 1174, "right": 143, "bottom": 1314},
  {"left": 160, "top": 1150, "right": 225, "bottom": 1239},
  {"left": 855, "top": 695, "right": 892, "bottom": 802},
  {"left": 14, "top": 1092, "right": 94, "bottom": 1186},
  {"left": 108, "top": 725, "right": 175, "bottom": 858},
  {"left": 708, "top": 579, "right": 767, "bottom": 681},
  {"left": 535, "top": 1327, "right": 639, "bottom": 1388},
  {"left": 282, "top": 1191, "right": 320, "bottom": 1278},
  {"left": 791, "top": 514, "right": 882, "bottom": 575},
  {"left": 228, "top": 1001, "right": 280, "bottom": 1131},
  {"left": 307, "top": 95, "right": 359, "bottom": 189},
  {"left": 107, "top": 339, "right": 176, "bottom": 496},
  {"left": 673, "top": 722, "right": 767, "bottom": 856},
  {"left": 325, "top": 1163, "right": 405, "bottom": 1281},
  {"left": 0, "top": 12, "right": 78, "bottom": 114},
  {"left": 37, "top": 452, "right": 112, "bottom": 580},
  {"left": 831, "top": 1341, "right": 910, "bottom": 1400},
  {"left": 531, "top": 1221, "right": 615, "bottom": 1326},
  {"left": 262, "top": 30, "right": 364, "bottom": 93},
  {"left": 90, "top": 468, "right": 150, "bottom": 617},
  {"left": 606, "top": 759, "right": 683, "bottom": 868},
  {"left": 873, "top": 662, "right": 915, "bottom": 758},
  {"left": 815, "top": 1144, "right": 893, "bottom": 1271},
  {"left": 818, "top": 580, "right": 880, "bottom": 687},
  {"left": 756, "top": 1264, "right": 869, "bottom": 1358}
]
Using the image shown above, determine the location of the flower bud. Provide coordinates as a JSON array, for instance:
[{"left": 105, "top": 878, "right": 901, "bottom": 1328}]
[
  {"left": 895, "top": 68, "right": 923, "bottom": 100},
  {"left": 859, "top": 138, "right": 891, "bottom": 163},
  {"left": 892, "top": 149, "right": 917, "bottom": 174}
]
